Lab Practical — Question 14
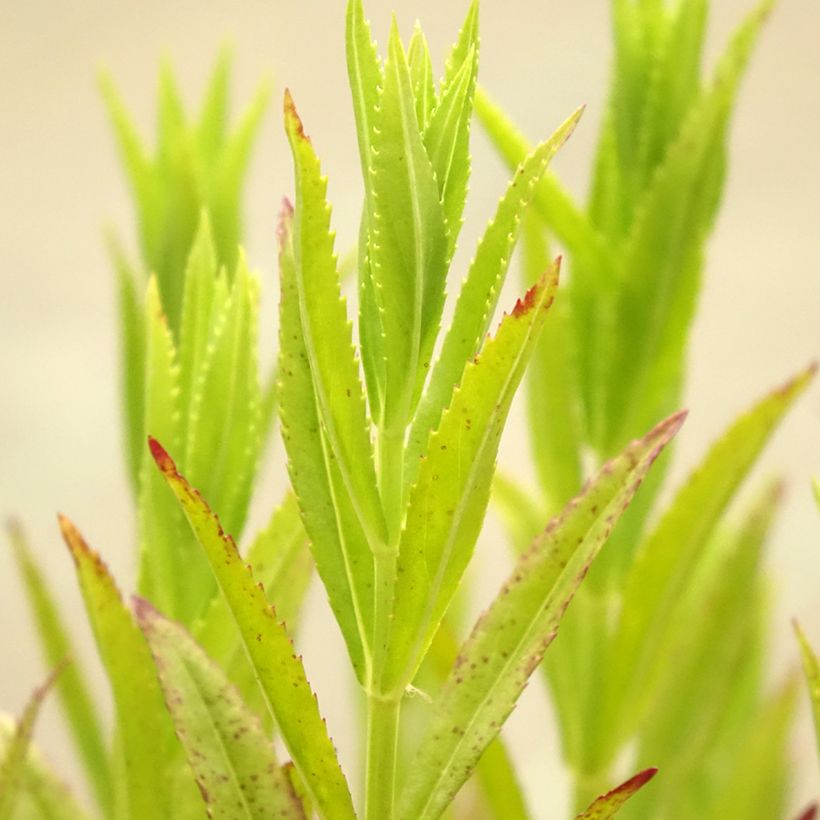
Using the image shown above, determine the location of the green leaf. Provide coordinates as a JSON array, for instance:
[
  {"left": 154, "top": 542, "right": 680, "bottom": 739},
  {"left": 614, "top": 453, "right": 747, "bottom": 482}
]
[
  {"left": 795, "top": 621, "right": 820, "bottom": 761},
  {"left": 183, "top": 253, "right": 262, "bottom": 539},
  {"left": 59, "top": 515, "right": 180, "bottom": 820},
  {"left": 601, "top": 0, "right": 777, "bottom": 450},
  {"left": 407, "top": 24, "right": 436, "bottom": 131},
  {"left": 472, "top": 738, "right": 530, "bottom": 820},
  {"left": 423, "top": 44, "right": 476, "bottom": 256},
  {"left": 574, "top": 769, "right": 658, "bottom": 820},
  {"left": 0, "top": 716, "right": 90, "bottom": 820},
  {"left": 440, "top": 0, "right": 478, "bottom": 98},
  {"left": 608, "top": 363, "right": 815, "bottom": 740},
  {"left": 6, "top": 522, "right": 112, "bottom": 816},
  {"left": 149, "top": 440, "right": 356, "bottom": 820},
  {"left": 194, "top": 492, "right": 313, "bottom": 720},
  {"left": 0, "top": 665, "right": 65, "bottom": 820},
  {"left": 521, "top": 212, "right": 583, "bottom": 511},
  {"left": 137, "top": 277, "right": 194, "bottom": 622},
  {"left": 196, "top": 48, "right": 231, "bottom": 161},
  {"left": 283, "top": 91, "right": 386, "bottom": 549},
  {"left": 382, "top": 265, "right": 560, "bottom": 693},
  {"left": 135, "top": 599, "right": 306, "bottom": 820},
  {"left": 278, "top": 199, "right": 375, "bottom": 681},
  {"left": 491, "top": 472, "right": 547, "bottom": 554},
  {"left": 397, "top": 413, "right": 683, "bottom": 819},
  {"left": 107, "top": 231, "right": 146, "bottom": 494},
  {"left": 368, "top": 19, "right": 450, "bottom": 428},
  {"left": 407, "top": 110, "right": 582, "bottom": 486}
]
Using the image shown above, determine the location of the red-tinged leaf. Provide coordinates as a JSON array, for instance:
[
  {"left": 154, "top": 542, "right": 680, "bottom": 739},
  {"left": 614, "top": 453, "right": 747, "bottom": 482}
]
[
  {"left": 795, "top": 804, "right": 818, "bottom": 820},
  {"left": 149, "top": 439, "right": 356, "bottom": 820},
  {"left": 0, "top": 663, "right": 66, "bottom": 820},
  {"left": 574, "top": 768, "right": 658, "bottom": 819}
]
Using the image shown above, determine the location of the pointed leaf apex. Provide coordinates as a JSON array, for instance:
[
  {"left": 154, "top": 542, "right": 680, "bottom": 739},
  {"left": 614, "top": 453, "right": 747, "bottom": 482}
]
[
  {"left": 148, "top": 436, "right": 176, "bottom": 476},
  {"left": 131, "top": 595, "right": 158, "bottom": 625},
  {"left": 283, "top": 89, "right": 309, "bottom": 143},
  {"left": 512, "top": 260, "right": 561, "bottom": 317},
  {"left": 796, "top": 804, "right": 818, "bottom": 820},
  {"left": 277, "top": 198, "right": 295, "bottom": 248}
]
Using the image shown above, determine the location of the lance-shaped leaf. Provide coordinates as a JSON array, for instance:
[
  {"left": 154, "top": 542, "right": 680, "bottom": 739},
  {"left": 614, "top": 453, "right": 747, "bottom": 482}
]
[
  {"left": 278, "top": 200, "right": 375, "bottom": 682},
  {"left": 601, "top": 0, "right": 775, "bottom": 451},
  {"left": 423, "top": 0, "right": 478, "bottom": 257},
  {"left": 149, "top": 441, "right": 356, "bottom": 820},
  {"left": 194, "top": 493, "right": 313, "bottom": 721},
  {"left": 59, "top": 516, "right": 180, "bottom": 819},
  {"left": 407, "top": 111, "right": 582, "bottom": 486},
  {"left": 135, "top": 599, "right": 306, "bottom": 820},
  {"left": 137, "top": 277, "right": 197, "bottom": 622},
  {"left": 0, "top": 665, "right": 65, "bottom": 820},
  {"left": 369, "top": 20, "right": 450, "bottom": 428},
  {"left": 382, "top": 265, "right": 560, "bottom": 693},
  {"left": 607, "top": 363, "right": 815, "bottom": 739},
  {"left": 0, "top": 716, "right": 90, "bottom": 820},
  {"left": 795, "top": 622, "right": 820, "bottom": 760},
  {"left": 183, "top": 253, "right": 262, "bottom": 539},
  {"left": 397, "top": 412, "right": 684, "bottom": 820},
  {"left": 408, "top": 24, "right": 435, "bottom": 130},
  {"left": 6, "top": 522, "right": 112, "bottom": 816},
  {"left": 283, "top": 90, "right": 386, "bottom": 550},
  {"left": 574, "top": 769, "right": 658, "bottom": 820}
]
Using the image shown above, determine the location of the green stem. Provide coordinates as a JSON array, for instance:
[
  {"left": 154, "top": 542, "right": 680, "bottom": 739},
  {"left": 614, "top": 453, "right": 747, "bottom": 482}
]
[{"left": 365, "top": 693, "right": 402, "bottom": 820}]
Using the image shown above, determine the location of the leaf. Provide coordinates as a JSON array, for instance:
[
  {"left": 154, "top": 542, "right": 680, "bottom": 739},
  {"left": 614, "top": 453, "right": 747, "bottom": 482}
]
[
  {"left": 107, "top": 230, "right": 146, "bottom": 494},
  {"left": 382, "top": 266, "right": 561, "bottom": 693},
  {"left": 601, "top": 0, "right": 776, "bottom": 450},
  {"left": 368, "top": 19, "right": 450, "bottom": 428},
  {"left": 6, "top": 522, "right": 113, "bottom": 816},
  {"left": 283, "top": 91, "right": 386, "bottom": 549},
  {"left": 135, "top": 599, "right": 306, "bottom": 820},
  {"left": 183, "top": 253, "right": 263, "bottom": 539},
  {"left": 796, "top": 805, "right": 818, "bottom": 820},
  {"left": 196, "top": 48, "right": 231, "bottom": 161},
  {"left": 608, "top": 364, "right": 815, "bottom": 736},
  {"left": 795, "top": 621, "right": 820, "bottom": 760},
  {"left": 0, "top": 664, "right": 65, "bottom": 820},
  {"left": 194, "top": 493, "right": 313, "bottom": 720},
  {"left": 137, "top": 277, "right": 194, "bottom": 622},
  {"left": 149, "top": 440, "right": 356, "bottom": 820},
  {"left": 278, "top": 199, "right": 375, "bottom": 682},
  {"left": 574, "top": 769, "right": 658, "bottom": 820},
  {"left": 407, "top": 110, "right": 582, "bottom": 486},
  {"left": 59, "top": 516, "right": 181, "bottom": 819},
  {"left": 407, "top": 24, "right": 436, "bottom": 130},
  {"left": 423, "top": 43, "right": 476, "bottom": 256},
  {"left": 397, "top": 412, "right": 684, "bottom": 820},
  {"left": 0, "top": 716, "right": 90, "bottom": 820}
]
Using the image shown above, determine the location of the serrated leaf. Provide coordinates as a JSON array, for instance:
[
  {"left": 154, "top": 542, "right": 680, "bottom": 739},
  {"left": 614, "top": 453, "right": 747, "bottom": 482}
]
[
  {"left": 107, "top": 231, "right": 146, "bottom": 494},
  {"left": 283, "top": 91, "right": 386, "bottom": 549},
  {"left": 423, "top": 45, "right": 476, "bottom": 256},
  {"left": 369, "top": 20, "right": 450, "bottom": 428},
  {"left": 440, "top": 0, "right": 478, "bottom": 98},
  {"left": 135, "top": 600, "right": 306, "bottom": 820},
  {"left": 149, "top": 441, "right": 356, "bottom": 820},
  {"left": 0, "top": 716, "right": 90, "bottom": 820},
  {"left": 574, "top": 769, "right": 658, "bottom": 820},
  {"left": 59, "top": 516, "right": 180, "bottom": 820},
  {"left": 608, "top": 364, "right": 815, "bottom": 741},
  {"left": 382, "top": 265, "right": 560, "bottom": 693},
  {"left": 601, "top": 0, "right": 776, "bottom": 450},
  {"left": 397, "top": 413, "right": 683, "bottom": 819},
  {"left": 278, "top": 200, "right": 375, "bottom": 682},
  {"left": 137, "top": 277, "right": 195, "bottom": 622},
  {"left": 408, "top": 24, "right": 436, "bottom": 130},
  {"left": 184, "top": 253, "right": 262, "bottom": 540},
  {"left": 6, "top": 522, "right": 112, "bottom": 816},
  {"left": 795, "top": 622, "right": 820, "bottom": 761},
  {"left": 194, "top": 492, "right": 313, "bottom": 721},
  {"left": 407, "top": 111, "right": 581, "bottom": 486},
  {"left": 0, "top": 665, "right": 65, "bottom": 820}
]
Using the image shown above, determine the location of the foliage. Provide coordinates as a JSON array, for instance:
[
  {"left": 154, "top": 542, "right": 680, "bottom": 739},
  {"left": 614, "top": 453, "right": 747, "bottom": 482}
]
[{"left": 0, "top": 1, "right": 814, "bottom": 819}]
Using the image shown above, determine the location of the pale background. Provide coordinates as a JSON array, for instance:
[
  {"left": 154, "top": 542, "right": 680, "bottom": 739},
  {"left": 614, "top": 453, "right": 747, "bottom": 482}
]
[{"left": 1, "top": 0, "right": 819, "bottom": 815}]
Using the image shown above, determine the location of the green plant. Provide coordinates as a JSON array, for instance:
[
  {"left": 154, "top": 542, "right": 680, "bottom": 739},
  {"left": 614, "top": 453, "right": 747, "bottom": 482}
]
[{"left": 1, "top": 1, "right": 815, "bottom": 819}]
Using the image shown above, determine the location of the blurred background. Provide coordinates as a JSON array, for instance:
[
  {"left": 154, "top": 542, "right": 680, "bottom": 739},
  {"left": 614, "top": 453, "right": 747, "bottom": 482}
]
[{"left": 2, "top": 0, "right": 819, "bottom": 815}]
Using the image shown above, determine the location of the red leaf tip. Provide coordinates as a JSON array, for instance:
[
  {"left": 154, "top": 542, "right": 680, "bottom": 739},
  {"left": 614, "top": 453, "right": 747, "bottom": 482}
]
[
  {"left": 624, "top": 767, "right": 658, "bottom": 791},
  {"left": 512, "top": 281, "right": 539, "bottom": 318},
  {"left": 148, "top": 437, "right": 175, "bottom": 475},
  {"left": 283, "top": 89, "right": 308, "bottom": 142},
  {"left": 796, "top": 804, "right": 818, "bottom": 820}
]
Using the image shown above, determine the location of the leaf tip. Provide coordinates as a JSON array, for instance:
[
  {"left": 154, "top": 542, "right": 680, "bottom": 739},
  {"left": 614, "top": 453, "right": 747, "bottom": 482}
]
[
  {"left": 148, "top": 436, "right": 176, "bottom": 476},
  {"left": 283, "top": 89, "right": 308, "bottom": 143}
]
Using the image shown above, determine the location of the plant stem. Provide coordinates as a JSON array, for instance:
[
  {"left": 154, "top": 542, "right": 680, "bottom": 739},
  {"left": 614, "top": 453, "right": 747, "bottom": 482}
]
[{"left": 365, "top": 692, "right": 402, "bottom": 820}]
